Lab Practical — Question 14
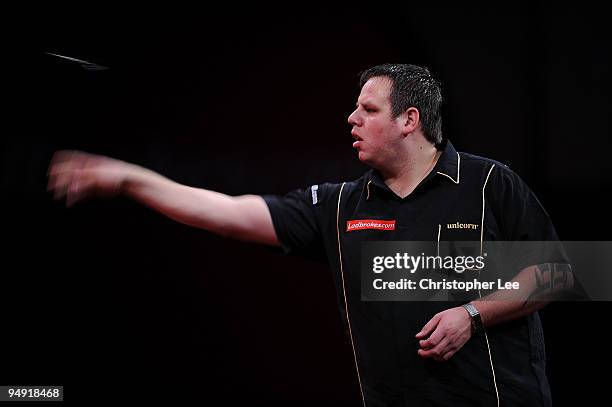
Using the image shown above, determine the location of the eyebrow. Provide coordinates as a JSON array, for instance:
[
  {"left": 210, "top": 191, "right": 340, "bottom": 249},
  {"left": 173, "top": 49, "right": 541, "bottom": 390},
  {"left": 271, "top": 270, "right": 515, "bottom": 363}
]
[{"left": 357, "top": 100, "right": 375, "bottom": 108}]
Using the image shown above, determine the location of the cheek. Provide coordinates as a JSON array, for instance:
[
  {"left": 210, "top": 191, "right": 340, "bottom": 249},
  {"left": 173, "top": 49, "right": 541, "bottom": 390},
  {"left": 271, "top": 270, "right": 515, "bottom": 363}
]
[
  {"left": 374, "top": 120, "right": 398, "bottom": 143},
  {"left": 366, "top": 118, "right": 387, "bottom": 135}
]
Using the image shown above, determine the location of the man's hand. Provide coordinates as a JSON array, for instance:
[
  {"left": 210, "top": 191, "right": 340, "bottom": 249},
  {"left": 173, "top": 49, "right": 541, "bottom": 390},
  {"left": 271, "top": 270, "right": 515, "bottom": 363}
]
[
  {"left": 46, "top": 150, "right": 278, "bottom": 245},
  {"left": 47, "top": 151, "right": 137, "bottom": 207},
  {"left": 415, "top": 307, "right": 472, "bottom": 362}
]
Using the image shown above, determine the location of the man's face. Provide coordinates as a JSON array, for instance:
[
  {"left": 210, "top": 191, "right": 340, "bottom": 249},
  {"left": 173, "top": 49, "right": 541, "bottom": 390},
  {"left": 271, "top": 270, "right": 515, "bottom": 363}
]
[{"left": 347, "top": 76, "right": 404, "bottom": 168}]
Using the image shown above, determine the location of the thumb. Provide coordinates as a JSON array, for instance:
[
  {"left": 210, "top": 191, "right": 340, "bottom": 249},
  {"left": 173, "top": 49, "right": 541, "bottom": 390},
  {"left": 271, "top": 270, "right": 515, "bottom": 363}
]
[{"left": 416, "top": 314, "right": 441, "bottom": 339}]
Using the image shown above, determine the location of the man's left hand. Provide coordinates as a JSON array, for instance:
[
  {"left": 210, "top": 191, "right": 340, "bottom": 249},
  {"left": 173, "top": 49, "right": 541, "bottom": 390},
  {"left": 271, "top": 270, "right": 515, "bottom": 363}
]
[{"left": 415, "top": 307, "right": 473, "bottom": 362}]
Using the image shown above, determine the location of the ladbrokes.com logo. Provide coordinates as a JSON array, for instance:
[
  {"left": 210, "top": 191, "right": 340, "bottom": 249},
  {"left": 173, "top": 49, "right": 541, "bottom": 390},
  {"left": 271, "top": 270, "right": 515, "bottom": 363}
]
[{"left": 346, "top": 219, "right": 396, "bottom": 232}]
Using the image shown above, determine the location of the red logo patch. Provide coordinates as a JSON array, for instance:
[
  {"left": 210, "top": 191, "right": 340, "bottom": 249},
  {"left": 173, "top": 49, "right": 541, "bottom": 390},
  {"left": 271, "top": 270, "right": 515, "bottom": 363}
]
[{"left": 346, "top": 219, "right": 396, "bottom": 232}]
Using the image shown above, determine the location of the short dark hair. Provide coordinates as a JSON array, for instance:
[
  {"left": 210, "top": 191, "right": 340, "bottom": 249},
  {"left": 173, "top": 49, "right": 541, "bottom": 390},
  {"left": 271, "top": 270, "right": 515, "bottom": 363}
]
[{"left": 359, "top": 63, "right": 443, "bottom": 145}]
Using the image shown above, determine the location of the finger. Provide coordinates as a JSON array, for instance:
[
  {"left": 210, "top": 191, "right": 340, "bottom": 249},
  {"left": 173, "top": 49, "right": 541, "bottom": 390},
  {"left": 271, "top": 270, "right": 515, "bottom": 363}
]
[
  {"left": 416, "top": 313, "right": 441, "bottom": 339},
  {"left": 48, "top": 154, "right": 79, "bottom": 194},
  {"left": 48, "top": 151, "right": 90, "bottom": 177},
  {"left": 48, "top": 163, "right": 73, "bottom": 193},
  {"left": 419, "top": 326, "right": 446, "bottom": 349},
  {"left": 49, "top": 167, "right": 76, "bottom": 200},
  {"left": 67, "top": 171, "right": 99, "bottom": 206},
  {"left": 48, "top": 161, "right": 77, "bottom": 178},
  {"left": 66, "top": 169, "right": 84, "bottom": 207},
  {"left": 418, "top": 347, "right": 442, "bottom": 359},
  {"left": 48, "top": 151, "right": 73, "bottom": 175},
  {"left": 418, "top": 338, "right": 449, "bottom": 359},
  {"left": 441, "top": 349, "right": 457, "bottom": 361},
  {"left": 49, "top": 175, "right": 70, "bottom": 200},
  {"left": 65, "top": 180, "right": 79, "bottom": 207},
  {"left": 48, "top": 154, "right": 91, "bottom": 199},
  {"left": 419, "top": 338, "right": 433, "bottom": 349}
]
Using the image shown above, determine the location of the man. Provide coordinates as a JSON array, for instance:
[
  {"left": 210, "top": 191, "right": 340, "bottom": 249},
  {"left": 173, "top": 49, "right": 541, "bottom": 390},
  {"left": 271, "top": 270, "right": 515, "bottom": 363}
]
[{"left": 48, "top": 64, "right": 567, "bottom": 406}]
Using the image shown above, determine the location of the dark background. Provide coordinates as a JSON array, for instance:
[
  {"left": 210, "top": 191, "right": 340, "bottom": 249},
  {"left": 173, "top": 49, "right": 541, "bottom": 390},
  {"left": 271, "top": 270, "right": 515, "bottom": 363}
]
[{"left": 3, "top": 4, "right": 610, "bottom": 406}]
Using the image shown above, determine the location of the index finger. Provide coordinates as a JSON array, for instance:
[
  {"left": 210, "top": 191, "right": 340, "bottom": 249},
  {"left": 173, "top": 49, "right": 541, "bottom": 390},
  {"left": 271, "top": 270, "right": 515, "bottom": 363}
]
[{"left": 415, "top": 313, "right": 441, "bottom": 339}]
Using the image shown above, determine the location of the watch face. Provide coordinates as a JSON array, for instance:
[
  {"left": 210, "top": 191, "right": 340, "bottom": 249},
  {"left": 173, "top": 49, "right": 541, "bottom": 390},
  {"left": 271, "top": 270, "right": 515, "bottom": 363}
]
[
  {"left": 463, "top": 304, "right": 482, "bottom": 333},
  {"left": 465, "top": 304, "right": 478, "bottom": 317}
]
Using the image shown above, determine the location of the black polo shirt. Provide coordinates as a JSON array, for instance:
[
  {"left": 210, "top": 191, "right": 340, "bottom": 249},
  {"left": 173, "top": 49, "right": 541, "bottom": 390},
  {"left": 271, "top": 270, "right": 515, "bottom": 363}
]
[{"left": 263, "top": 140, "right": 562, "bottom": 407}]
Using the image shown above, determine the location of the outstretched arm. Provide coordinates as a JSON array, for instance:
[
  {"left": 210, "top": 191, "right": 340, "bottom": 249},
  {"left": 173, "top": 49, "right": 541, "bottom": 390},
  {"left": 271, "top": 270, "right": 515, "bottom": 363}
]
[{"left": 47, "top": 151, "right": 279, "bottom": 246}]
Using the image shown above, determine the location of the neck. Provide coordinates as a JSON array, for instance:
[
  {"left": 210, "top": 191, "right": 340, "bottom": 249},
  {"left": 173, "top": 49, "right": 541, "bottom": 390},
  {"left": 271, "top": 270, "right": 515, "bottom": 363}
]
[{"left": 379, "top": 139, "right": 441, "bottom": 198}]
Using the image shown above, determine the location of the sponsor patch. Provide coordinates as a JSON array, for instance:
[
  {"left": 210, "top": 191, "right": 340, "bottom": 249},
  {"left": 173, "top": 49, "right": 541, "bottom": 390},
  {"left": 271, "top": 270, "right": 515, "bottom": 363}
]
[
  {"left": 311, "top": 185, "right": 318, "bottom": 205},
  {"left": 346, "top": 219, "right": 396, "bottom": 232}
]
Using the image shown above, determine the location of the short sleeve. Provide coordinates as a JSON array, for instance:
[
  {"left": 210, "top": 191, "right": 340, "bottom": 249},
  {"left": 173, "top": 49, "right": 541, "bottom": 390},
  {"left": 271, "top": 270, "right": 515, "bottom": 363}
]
[
  {"left": 486, "top": 165, "right": 570, "bottom": 270},
  {"left": 487, "top": 165, "right": 559, "bottom": 242},
  {"left": 262, "top": 183, "right": 339, "bottom": 262},
  {"left": 485, "top": 165, "right": 582, "bottom": 298}
]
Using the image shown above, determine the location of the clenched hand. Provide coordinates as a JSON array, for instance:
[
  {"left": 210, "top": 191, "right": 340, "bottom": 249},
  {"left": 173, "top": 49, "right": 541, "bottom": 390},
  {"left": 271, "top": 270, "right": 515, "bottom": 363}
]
[
  {"left": 415, "top": 306, "right": 473, "bottom": 362},
  {"left": 47, "top": 151, "right": 136, "bottom": 207}
]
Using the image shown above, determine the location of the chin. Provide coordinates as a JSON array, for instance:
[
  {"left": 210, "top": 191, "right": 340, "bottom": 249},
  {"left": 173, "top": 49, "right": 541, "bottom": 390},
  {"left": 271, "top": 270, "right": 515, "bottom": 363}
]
[{"left": 358, "top": 151, "right": 374, "bottom": 166}]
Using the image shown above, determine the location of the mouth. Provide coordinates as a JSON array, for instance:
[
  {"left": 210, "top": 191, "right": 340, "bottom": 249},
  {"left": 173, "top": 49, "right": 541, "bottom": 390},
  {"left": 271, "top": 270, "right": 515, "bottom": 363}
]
[{"left": 351, "top": 131, "right": 363, "bottom": 149}]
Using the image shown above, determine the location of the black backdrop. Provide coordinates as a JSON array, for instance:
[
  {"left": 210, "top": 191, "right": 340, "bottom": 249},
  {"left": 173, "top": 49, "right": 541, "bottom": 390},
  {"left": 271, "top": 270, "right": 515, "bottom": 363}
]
[{"left": 3, "top": 4, "right": 611, "bottom": 406}]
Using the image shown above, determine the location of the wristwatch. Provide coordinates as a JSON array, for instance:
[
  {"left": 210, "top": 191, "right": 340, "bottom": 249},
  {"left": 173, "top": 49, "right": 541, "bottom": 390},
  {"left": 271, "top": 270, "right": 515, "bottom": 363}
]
[{"left": 462, "top": 303, "right": 483, "bottom": 335}]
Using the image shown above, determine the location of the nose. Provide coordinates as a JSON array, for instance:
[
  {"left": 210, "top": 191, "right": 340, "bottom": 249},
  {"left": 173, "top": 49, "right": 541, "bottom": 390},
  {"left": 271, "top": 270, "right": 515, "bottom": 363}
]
[{"left": 348, "top": 109, "right": 360, "bottom": 126}]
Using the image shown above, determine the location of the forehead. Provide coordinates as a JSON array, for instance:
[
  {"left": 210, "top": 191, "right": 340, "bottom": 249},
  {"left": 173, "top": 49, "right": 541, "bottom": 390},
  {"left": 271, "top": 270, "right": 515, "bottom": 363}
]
[{"left": 358, "top": 76, "right": 392, "bottom": 105}]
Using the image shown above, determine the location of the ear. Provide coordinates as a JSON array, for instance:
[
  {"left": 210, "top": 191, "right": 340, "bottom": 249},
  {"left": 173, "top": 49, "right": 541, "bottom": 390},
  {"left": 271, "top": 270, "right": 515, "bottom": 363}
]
[{"left": 400, "top": 107, "right": 420, "bottom": 136}]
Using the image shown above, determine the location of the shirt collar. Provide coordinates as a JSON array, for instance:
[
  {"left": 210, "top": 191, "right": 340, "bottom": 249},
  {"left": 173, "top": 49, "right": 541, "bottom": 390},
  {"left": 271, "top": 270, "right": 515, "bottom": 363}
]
[
  {"left": 433, "top": 139, "right": 460, "bottom": 184},
  {"left": 365, "top": 139, "right": 461, "bottom": 199}
]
